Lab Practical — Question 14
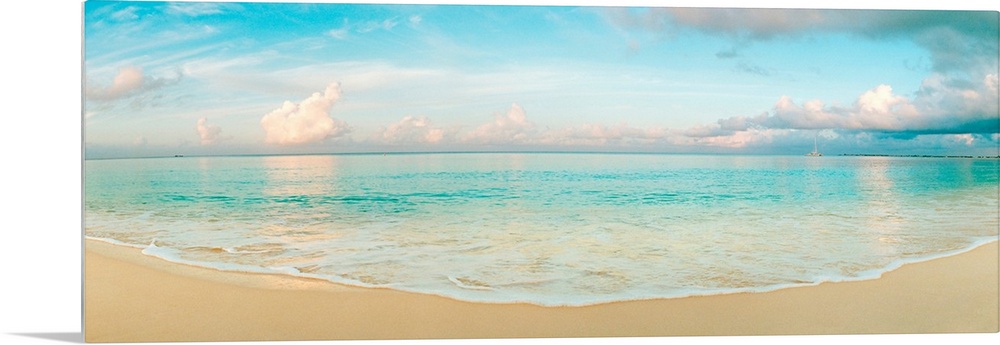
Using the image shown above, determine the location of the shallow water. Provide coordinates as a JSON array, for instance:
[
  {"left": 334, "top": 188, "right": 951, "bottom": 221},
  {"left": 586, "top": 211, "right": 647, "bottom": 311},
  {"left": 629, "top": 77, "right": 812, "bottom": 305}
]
[{"left": 84, "top": 153, "right": 999, "bottom": 305}]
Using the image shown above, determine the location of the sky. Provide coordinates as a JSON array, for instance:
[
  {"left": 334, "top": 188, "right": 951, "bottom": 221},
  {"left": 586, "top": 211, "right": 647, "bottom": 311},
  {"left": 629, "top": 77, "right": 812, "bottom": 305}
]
[{"left": 82, "top": 0, "right": 1000, "bottom": 158}]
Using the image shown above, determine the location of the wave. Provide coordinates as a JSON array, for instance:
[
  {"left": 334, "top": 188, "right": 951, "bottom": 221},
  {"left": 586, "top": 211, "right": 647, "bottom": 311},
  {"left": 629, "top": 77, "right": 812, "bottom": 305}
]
[
  {"left": 85, "top": 235, "right": 998, "bottom": 307},
  {"left": 140, "top": 240, "right": 301, "bottom": 276}
]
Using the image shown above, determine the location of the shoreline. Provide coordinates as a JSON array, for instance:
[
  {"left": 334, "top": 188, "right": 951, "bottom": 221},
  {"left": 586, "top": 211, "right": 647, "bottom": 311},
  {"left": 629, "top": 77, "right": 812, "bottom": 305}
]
[
  {"left": 84, "top": 238, "right": 999, "bottom": 342},
  {"left": 85, "top": 235, "right": 999, "bottom": 307}
]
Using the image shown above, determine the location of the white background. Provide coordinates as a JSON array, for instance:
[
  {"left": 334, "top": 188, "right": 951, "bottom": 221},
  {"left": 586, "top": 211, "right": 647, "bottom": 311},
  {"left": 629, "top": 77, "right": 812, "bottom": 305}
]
[{"left": 1, "top": 1, "right": 996, "bottom": 344}]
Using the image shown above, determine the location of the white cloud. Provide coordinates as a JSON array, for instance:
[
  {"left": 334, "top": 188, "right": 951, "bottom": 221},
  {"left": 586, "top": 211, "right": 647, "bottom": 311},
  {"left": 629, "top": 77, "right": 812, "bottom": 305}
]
[
  {"left": 675, "top": 72, "right": 997, "bottom": 154},
  {"left": 358, "top": 19, "right": 398, "bottom": 33},
  {"left": 327, "top": 28, "right": 349, "bottom": 40},
  {"left": 85, "top": 65, "right": 181, "bottom": 105},
  {"left": 463, "top": 103, "right": 535, "bottom": 145},
  {"left": 165, "top": 3, "right": 227, "bottom": 17},
  {"left": 85, "top": 66, "right": 145, "bottom": 101},
  {"left": 857, "top": 85, "right": 908, "bottom": 115},
  {"left": 690, "top": 128, "right": 789, "bottom": 149},
  {"left": 575, "top": 8, "right": 998, "bottom": 151},
  {"left": 328, "top": 18, "right": 400, "bottom": 39},
  {"left": 196, "top": 117, "right": 222, "bottom": 145},
  {"left": 110, "top": 6, "right": 139, "bottom": 21},
  {"left": 949, "top": 134, "right": 975, "bottom": 146},
  {"left": 260, "top": 83, "right": 351, "bottom": 146},
  {"left": 373, "top": 108, "right": 673, "bottom": 149},
  {"left": 714, "top": 78, "right": 997, "bottom": 135},
  {"left": 853, "top": 85, "right": 920, "bottom": 129},
  {"left": 540, "top": 122, "right": 668, "bottom": 146},
  {"left": 376, "top": 116, "right": 448, "bottom": 145},
  {"left": 986, "top": 74, "right": 999, "bottom": 94}
]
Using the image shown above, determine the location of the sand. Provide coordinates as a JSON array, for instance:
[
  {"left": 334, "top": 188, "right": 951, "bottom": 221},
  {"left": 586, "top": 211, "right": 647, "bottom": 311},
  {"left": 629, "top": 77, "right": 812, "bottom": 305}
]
[{"left": 83, "top": 239, "right": 999, "bottom": 342}]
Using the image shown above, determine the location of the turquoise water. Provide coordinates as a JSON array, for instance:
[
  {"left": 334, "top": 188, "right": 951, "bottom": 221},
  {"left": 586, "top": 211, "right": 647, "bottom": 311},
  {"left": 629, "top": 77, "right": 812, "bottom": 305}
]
[{"left": 84, "top": 153, "right": 999, "bottom": 305}]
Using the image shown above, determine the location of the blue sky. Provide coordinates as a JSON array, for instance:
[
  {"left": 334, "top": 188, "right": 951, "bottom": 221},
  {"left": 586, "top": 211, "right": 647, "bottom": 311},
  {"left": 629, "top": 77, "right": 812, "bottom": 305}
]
[{"left": 82, "top": 0, "right": 999, "bottom": 158}]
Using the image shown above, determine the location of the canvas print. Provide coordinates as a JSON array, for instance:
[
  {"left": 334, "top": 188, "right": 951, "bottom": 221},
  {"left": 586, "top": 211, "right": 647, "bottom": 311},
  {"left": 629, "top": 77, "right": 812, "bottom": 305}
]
[{"left": 83, "top": 0, "right": 999, "bottom": 342}]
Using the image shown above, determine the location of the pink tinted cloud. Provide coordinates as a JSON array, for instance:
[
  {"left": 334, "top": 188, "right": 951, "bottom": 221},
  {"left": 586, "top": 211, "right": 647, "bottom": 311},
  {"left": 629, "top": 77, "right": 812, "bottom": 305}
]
[
  {"left": 712, "top": 76, "right": 997, "bottom": 135},
  {"left": 260, "top": 83, "right": 351, "bottom": 146},
  {"left": 86, "top": 66, "right": 146, "bottom": 101},
  {"left": 540, "top": 122, "right": 669, "bottom": 146},
  {"left": 196, "top": 117, "right": 222, "bottom": 145},
  {"left": 463, "top": 103, "right": 535, "bottom": 144},
  {"left": 376, "top": 115, "right": 448, "bottom": 144}
]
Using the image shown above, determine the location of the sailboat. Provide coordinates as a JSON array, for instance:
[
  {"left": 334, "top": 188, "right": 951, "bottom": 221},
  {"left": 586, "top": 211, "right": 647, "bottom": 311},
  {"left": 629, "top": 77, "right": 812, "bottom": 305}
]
[{"left": 806, "top": 134, "right": 822, "bottom": 157}]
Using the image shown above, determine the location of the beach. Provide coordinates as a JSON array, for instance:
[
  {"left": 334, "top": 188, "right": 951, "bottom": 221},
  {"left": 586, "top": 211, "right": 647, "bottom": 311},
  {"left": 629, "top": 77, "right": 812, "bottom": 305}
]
[
  {"left": 83, "top": 238, "right": 999, "bottom": 342},
  {"left": 67, "top": 0, "right": 1000, "bottom": 342}
]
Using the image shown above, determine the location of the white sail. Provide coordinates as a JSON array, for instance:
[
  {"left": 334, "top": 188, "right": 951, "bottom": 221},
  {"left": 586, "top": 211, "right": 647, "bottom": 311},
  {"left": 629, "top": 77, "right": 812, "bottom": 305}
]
[{"left": 806, "top": 134, "right": 822, "bottom": 156}]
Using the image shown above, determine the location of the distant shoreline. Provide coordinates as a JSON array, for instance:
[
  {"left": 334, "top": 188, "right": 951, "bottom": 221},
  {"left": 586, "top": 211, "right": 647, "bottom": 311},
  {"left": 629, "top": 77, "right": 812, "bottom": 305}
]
[{"left": 838, "top": 153, "right": 1000, "bottom": 159}]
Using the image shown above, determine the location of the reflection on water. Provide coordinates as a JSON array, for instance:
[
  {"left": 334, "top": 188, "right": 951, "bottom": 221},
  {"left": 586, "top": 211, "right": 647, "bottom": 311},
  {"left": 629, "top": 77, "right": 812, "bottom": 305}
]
[
  {"left": 856, "top": 157, "right": 904, "bottom": 255},
  {"left": 262, "top": 155, "right": 340, "bottom": 197}
]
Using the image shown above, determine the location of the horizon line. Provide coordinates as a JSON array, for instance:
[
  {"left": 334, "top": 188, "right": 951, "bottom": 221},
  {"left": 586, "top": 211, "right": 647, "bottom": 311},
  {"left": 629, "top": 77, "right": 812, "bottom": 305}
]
[{"left": 82, "top": 150, "right": 1000, "bottom": 161}]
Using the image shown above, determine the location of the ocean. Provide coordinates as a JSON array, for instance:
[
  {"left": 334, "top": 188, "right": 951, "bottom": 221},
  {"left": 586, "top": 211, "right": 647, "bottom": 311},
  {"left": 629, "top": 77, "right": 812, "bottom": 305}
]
[{"left": 84, "top": 153, "right": 999, "bottom": 306}]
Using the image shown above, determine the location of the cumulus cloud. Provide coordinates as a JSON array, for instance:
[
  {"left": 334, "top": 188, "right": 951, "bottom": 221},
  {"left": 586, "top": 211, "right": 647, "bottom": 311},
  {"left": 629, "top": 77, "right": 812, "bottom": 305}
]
[
  {"left": 85, "top": 65, "right": 180, "bottom": 103},
  {"left": 712, "top": 76, "right": 998, "bottom": 136},
  {"left": 463, "top": 103, "right": 536, "bottom": 144},
  {"left": 948, "top": 134, "right": 976, "bottom": 146},
  {"left": 371, "top": 108, "right": 673, "bottom": 149},
  {"left": 986, "top": 74, "right": 999, "bottom": 93},
  {"left": 372, "top": 105, "right": 674, "bottom": 148},
  {"left": 911, "top": 73, "right": 1000, "bottom": 128},
  {"left": 603, "top": 7, "right": 997, "bottom": 150},
  {"left": 376, "top": 116, "right": 448, "bottom": 145},
  {"left": 260, "top": 83, "right": 351, "bottom": 146},
  {"left": 85, "top": 66, "right": 145, "bottom": 101},
  {"left": 196, "top": 117, "right": 222, "bottom": 145},
  {"left": 693, "top": 128, "right": 794, "bottom": 149}
]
